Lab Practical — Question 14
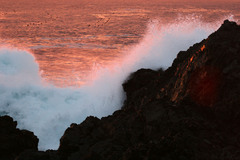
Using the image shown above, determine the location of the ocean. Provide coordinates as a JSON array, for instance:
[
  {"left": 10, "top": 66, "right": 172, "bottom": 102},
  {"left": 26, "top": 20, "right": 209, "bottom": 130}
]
[{"left": 0, "top": 0, "right": 239, "bottom": 150}]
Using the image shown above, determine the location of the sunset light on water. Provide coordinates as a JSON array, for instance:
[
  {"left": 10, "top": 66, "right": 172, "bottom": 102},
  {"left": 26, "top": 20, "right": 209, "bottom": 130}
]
[
  {"left": 1, "top": 0, "right": 239, "bottom": 86},
  {"left": 0, "top": 0, "right": 240, "bottom": 150}
]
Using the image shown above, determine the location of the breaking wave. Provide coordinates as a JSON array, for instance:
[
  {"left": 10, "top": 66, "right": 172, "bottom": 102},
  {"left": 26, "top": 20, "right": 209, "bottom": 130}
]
[{"left": 0, "top": 19, "right": 220, "bottom": 150}]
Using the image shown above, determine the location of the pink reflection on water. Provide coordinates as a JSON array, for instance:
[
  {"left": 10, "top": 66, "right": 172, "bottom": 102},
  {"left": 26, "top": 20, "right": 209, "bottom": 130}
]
[{"left": 0, "top": 0, "right": 239, "bottom": 86}]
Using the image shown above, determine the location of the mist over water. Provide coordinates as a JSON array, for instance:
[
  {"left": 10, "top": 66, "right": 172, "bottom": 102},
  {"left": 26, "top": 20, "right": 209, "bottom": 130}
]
[{"left": 0, "top": 20, "right": 223, "bottom": 150}]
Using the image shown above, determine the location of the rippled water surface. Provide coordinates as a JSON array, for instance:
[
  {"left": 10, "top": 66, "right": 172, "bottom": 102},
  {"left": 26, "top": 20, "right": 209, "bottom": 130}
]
[
  {"left": 1, "top": 0, "right": 239, "bottom": 86},
  {"left": 1, "top": 0, "right": 240, "bottom": 150}
]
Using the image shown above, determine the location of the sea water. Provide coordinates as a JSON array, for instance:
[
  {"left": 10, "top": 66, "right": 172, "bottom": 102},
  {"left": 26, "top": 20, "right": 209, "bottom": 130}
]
[{"left": 0, "top": 0, "right": 239, "bottom": 150}]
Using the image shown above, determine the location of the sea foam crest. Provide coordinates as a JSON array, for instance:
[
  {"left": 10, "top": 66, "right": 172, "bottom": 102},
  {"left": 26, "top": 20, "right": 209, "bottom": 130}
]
[
  {"left": 0, "top": 19, "right": 218, "bottom": 150},
  {"left": 0, "top": 48, "right": 41, "bottom": 86}
]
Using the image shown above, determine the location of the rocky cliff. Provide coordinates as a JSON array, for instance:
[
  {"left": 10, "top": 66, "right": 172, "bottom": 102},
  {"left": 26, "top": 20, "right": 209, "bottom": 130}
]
[
  {"left": 0, "top": 116, "right": 38, "bottom": 160},
  {"left": 1, "top": 20, "right": 240, "bottom": 160}
]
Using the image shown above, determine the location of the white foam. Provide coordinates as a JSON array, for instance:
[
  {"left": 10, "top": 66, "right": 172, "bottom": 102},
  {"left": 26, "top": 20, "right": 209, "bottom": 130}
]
[
  {"left": 0, "top": 19, "right": 219, "bottom": 150},
  {"left": 0, "top": 48, "right": 41, "bottom": 86}
]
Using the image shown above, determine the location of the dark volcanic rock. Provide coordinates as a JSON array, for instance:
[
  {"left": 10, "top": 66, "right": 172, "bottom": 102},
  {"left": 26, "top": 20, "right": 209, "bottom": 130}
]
[
  {"left": 57, "top": 20, "right": 240, "bottom": 160},
  {"left": 122, "top": 68, "right": 164, "bottom": 110},
  {"left": 8, "top": 20, "right": 240, "bottom": 160},
  {"left": 16, "top": 150, "right": 59, "bottom": 160},
  {"left": 164, "top": 20, "right": 240, "bottom": 118},
  {"left": 0, "top": 115, "right": 38, "bottom": 160}
]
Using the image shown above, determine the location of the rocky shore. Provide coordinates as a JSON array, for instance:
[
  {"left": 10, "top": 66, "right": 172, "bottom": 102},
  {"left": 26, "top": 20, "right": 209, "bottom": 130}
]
[{"left": 1, "top": 20, "right": 240, "bottom": 160}]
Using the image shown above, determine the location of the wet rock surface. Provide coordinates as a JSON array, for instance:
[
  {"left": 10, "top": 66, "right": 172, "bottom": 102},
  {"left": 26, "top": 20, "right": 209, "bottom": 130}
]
[
  {"left": 59, "top": 21, "right": 240, "bottom": 160},
  {"left": 57, "top": 20, "right": 240, "bottom": 160},
  {"left": 0, "top": 115, "right": 38, "bottom": 160},
  {"left": 2, "top": 20, "right": 240, "bottom": 160}
]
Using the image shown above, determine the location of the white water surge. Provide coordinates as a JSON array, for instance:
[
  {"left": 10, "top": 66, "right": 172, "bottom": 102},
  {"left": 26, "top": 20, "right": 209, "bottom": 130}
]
[{"left": 0, "top": 19, "right": 221, "bottom": 150}]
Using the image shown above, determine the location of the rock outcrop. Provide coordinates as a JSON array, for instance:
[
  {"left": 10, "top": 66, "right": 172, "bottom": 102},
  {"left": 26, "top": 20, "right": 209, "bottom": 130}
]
[
  {"left": 0, "top": 116, "right": 38, "bottom": 160},
  {"left": 2, "top": 20, "right": 240, "bottom": 160},
  {"left": 56, "top": 20, "right": 240, "bottom": 160}
]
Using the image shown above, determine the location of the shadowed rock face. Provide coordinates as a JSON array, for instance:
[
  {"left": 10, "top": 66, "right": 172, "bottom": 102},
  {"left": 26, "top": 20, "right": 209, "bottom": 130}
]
[
  {"left": 57, "top": 20, "right": 240, "bottom": 160},
  {"left": 165, "top": 20, "right": 240, "bottom": 107},
  {"left": 4, "top": 20, "right": 240, "bottom": 160},
  {"left": 0, "top": 116, "right": 38, "bottom": 160},
  {"left": 163, "top": 20, "right": 240, "bottom": 124}
]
